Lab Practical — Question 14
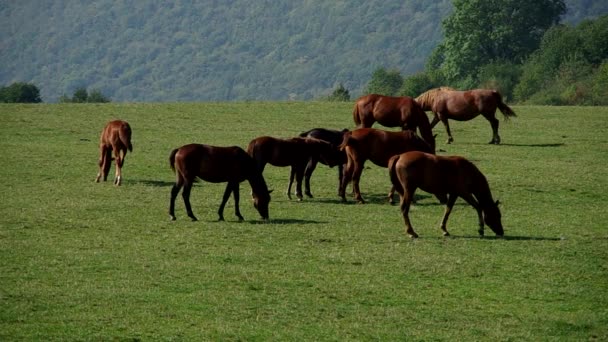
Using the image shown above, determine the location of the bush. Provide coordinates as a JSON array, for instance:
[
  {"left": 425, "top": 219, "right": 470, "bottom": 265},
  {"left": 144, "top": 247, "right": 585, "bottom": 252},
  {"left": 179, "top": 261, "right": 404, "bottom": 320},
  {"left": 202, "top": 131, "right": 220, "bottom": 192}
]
[
  {"left": 0, "top": 82, "right": 42, "bottom": 103},
  {"left": 60, "top": 87, "right": 111, "bottom": 103},
  {"left": 325, "top": 83, "right": 350, "bottom": 101}
]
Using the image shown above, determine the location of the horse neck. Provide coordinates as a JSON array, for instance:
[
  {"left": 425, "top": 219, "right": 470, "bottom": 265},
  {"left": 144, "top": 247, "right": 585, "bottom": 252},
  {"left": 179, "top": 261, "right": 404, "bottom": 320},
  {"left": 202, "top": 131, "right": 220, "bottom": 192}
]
[
  {"left": 248, "top": 171, "right": 269, "bottom": 198},
  {"left": 471, "top": 172, "right": 495, "bottom": 209}
]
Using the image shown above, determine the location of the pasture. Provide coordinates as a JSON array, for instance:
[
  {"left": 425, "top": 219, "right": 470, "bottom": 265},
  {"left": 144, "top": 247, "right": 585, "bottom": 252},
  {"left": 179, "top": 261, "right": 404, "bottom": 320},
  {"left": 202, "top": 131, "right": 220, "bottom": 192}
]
[{"left": 1, "top": 102, "right": 607, "bottom": 340}]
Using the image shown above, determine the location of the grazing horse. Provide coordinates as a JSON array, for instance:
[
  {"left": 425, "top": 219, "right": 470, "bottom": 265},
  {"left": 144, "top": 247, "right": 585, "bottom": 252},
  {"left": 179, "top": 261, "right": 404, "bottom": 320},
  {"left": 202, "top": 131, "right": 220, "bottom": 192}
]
[
  {"left": 388, "top": 151, "right": 504, "bottom": 238},
  {"left": 415, "top": 87, "right": 516, "bottom": 144},
  {"left": 295, "top": 128, "right": 349, "bottom": 198},
  {"left": 95, "top": 120, "right": 132, "bottom": 186},
  {"left": 247, "top": 136, "right": 343, "bottom": 200},
  {"left": 338, "top": 128, "right": 434, "bottom": 204},
  {"left": 352, "top": 94, "right": 436, "bottom": 153},
  {"left": 168, "top": 144, "right": 271, "bottom": 222}
]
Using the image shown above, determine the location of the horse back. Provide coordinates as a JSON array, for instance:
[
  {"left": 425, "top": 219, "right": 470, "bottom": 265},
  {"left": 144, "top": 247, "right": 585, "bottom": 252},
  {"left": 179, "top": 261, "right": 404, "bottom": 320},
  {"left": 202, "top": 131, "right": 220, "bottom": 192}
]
[
  {"left": 346, "top": 128, "right": 431, "bottom": 167},
  {"left": 175, "top": 143, "right": 253, "bottom": 183}
]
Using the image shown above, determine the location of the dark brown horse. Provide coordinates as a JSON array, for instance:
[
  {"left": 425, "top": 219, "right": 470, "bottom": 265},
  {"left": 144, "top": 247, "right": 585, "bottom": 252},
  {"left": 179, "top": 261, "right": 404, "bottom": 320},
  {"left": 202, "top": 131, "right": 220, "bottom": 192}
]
[
  {"left": 95, "top": 120, "right": 132, "bottom": 186},
  {"left": 296, "top": 128, "right": 349, "bottom": 198},
  {"left": 338, "top": 128, "right": 434, "bottom": 204},
  {"left": 247, "top": 136, "right": 343, "bottom": 200},
  {"left": 352, "top": 94, "right": 435, "bottom": 152},
  {"left": 169, "top": 144, "right": 271, "bottom": 222},
  {"left": 415, "top": 87, "right": 516, "bottom": 144},
  {"left": 388, "top": 151, "right": 504, "bottom": 238}
]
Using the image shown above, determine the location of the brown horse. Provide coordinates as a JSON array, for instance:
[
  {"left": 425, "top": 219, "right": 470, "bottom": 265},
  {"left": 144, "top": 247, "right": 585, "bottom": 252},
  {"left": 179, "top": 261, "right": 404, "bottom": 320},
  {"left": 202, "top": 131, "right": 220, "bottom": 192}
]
[
  {"left": 169, "top": 144, "right": 271, "bottom": 222},
  {"left": 415, "top": 87, "right": 516, "bottom": 144},
  {"left": 95, "top": 120, "right": 132, "bottom": 186},
  {"left": 247, "top": 136, "right": 343, "bottom": 200},
  {"left": 296, "top": 128, "right": 349, "bottom": 198},
  {"left": 388, "top": 151, "right": 504, "bottom": 238},
  {"left": 352, "top": 94, "right": 435, "bottom": 152},
  {"left": 338, "top": 128, "right": 434, "bottom": 204}
]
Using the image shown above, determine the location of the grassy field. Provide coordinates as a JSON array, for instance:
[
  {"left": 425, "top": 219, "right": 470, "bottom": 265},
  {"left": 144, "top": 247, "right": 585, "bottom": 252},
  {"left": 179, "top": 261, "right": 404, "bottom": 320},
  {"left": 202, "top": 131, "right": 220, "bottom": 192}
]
[{"left": 1, "top": 102, "right": 607, "bottom": 340}]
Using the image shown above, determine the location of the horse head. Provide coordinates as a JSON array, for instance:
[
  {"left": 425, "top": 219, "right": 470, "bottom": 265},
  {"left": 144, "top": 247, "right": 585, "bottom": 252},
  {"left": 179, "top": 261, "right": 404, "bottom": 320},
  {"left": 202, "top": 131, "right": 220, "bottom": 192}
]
[
  {"left": 253, "top": 189, "right": 272, "bottom": 221},
  {"left": 483, "top": 200, "right": 504, "bottom": 237}
]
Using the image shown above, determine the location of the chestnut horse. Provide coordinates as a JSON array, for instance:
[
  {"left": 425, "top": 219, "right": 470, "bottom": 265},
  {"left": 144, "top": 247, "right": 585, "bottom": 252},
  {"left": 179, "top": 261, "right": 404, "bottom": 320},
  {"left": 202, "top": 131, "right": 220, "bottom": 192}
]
[
  {"left": 169, "top": 144, "right": 271, "bottom": 222},
  {"left": 352, "top": 94, "right": 435, "bottom": 153},
  {"left": 338, "top": 128, "right": 434, "bottom": 204},
  {"left": 296, "top": 128, "right": 349, "bottom": 198},
  {"left": 415, "top": 87, "right": 516, "bottom": 144},
  {"left": 388, "top": 151, "right": 504, "bottom": 238},
  {"left": 95, "top": 120, "right": 132, "bottom": 186},
  {"left": 247, "top": 136, "right": 343, "bottom": 200}
]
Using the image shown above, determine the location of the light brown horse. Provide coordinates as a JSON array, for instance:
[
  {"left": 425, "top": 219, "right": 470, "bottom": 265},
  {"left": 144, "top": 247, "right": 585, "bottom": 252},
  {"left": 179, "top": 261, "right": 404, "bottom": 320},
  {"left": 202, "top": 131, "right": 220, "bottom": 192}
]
[
  {"left": 247, "top": 136, "right": 343, "bottom": 200},
  {"left": 415, "top": 87, "right": 516, "bottom": 144},
  {"left": 338, "top": 128, "right": 434, "bottom": 204},
  {"left": 388, "top": 151, "right": 504, "bottom": 238},
  {"left": 352, "top": 94, "right": 436, "bottom": 152},
  {"left": 95, "top": 120, "right": 132, "bottom": 186},
  {"left": 169, "top": 144, "right": 271, "bottom": 222}
]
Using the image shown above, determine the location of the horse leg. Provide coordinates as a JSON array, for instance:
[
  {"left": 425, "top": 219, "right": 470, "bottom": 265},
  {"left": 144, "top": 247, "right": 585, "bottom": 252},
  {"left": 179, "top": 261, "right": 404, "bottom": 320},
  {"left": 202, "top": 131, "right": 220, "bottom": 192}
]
[
  {"left": 400, "top": 189, "right": 418, "bottom": 238},
  {"left": 304, "top": 158, "right": 318, "bottom": 198},
  {"left": 487, "top": 115, "right": 500, "bottom": 144},
  {"left": 460, "top": 193, "right": 484, "bottom": 236},
  {"left": 440, "top": 115, "right": 454, "bottom": 144},
  {"left": 113, "top": 146, "right": 123, "bottom": 186},
  {"left": 339, "top": 158, "right": 354, "bottom": 202},
  {"left": 295, "top": 165, "right": 305, "bottom": 201},
  {"left": 388, "top": 185, "right": 396, "bottom": 204},
  {"left": 430, "top": 113, "right": 440, "bottom": 129},
  {"left": 218, "top": 183, "right": 232, "bottom": 221},
  {"left": 287, "top": 167, "right": 295, "bottom": 200},
  {"left": 96, "top": 145, "right": 108, "bottom": 182},
  {"left": 169, "top": 177, "right": 184, "bottom": 221},
  {"left": 337, "top": 164, "right": 344, "bottom": 197},
  {"left": 182, "top": 182, "right": 198, "bottom": 221},
  {"left": 352, "top": 161, "right": 365, "bottom": 204},
  {"left": 439, "top": 194, "right": 458, "bottom": 237},
  {"left": 232, "top": 183, "right": 244, "bottom": 221}
]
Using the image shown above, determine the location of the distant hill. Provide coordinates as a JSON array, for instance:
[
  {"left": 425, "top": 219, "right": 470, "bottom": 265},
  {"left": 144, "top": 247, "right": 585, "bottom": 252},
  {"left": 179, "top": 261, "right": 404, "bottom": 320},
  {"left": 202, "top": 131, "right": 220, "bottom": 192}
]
[{"left": 1, "top": 0, "right": 606, "bottom": 102}]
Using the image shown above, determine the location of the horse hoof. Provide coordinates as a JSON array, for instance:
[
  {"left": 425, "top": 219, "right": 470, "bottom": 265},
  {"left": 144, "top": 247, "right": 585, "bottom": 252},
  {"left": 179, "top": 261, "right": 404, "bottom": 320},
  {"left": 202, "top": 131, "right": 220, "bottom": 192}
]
[
  {"left": 170, "top": 215, "right": 176, "bottom": 221},
  {"left": 217, "top": 217, "right": 225, "bottom": 222},
  {"left": 305, "top": 193, "right": 313, "bottom": 198},
  {"left": 190, "top": 217, "right": 198, "bottom": 222},
  {"left": 443, "top": 232, "right": 450, "bottom": 237},
  {"left": 408, "top": 233, "right": 419, "bottom": 239}
]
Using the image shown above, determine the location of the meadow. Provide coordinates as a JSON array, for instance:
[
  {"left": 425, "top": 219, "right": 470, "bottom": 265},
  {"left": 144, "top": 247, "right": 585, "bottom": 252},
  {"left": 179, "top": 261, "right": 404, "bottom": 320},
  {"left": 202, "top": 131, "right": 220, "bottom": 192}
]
[{"left": 0, "top": 102, "right": 607, "bottom": 340}]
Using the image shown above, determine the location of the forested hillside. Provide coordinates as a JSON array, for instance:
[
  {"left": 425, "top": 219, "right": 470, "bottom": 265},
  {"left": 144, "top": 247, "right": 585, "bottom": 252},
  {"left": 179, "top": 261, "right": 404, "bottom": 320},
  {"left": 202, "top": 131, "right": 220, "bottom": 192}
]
[{"left": 1, "top": 0, "right": 606, "bottom": 102}]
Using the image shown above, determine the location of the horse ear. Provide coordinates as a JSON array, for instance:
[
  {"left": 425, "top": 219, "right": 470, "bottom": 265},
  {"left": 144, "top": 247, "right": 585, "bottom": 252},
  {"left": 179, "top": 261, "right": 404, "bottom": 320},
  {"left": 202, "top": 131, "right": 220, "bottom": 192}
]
[
  {"left": 268, "top": 189, "right": 274, "bottom": 194},
  {"left": 495, "top": 200, "right": 500, "bottom": 206},
  {"left": 433, "top": 134, "right": 438, "bottom": 139}
]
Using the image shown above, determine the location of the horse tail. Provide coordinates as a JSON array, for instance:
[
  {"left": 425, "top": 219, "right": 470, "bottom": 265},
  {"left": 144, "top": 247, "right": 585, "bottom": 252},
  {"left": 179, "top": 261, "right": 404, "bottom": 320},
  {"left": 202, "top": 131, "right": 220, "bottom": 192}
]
[
  {"left": 169, "top": 148, "right": 179, "bottom": 173},
  {"left": 388, "top": 154, "right": 403, "bottom": 196},
  {"left": 493, "top": 91, "right": 516, "bottom": 120},
  {"left": 120, "top": 123, "right": 133, "bottom": 152},
  {"left": 352, "top": 103, "right": 361, "bottom": 127},
  {"left": 338, "top": 130, "right": 354, "bottom": 151}
]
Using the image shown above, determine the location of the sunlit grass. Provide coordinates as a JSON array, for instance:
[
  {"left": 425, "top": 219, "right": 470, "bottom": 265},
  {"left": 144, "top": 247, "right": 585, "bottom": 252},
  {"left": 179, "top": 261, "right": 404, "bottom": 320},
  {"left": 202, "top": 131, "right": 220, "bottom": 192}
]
[{"left": 0, "top": 103, "right": 607, "bottom": 340}]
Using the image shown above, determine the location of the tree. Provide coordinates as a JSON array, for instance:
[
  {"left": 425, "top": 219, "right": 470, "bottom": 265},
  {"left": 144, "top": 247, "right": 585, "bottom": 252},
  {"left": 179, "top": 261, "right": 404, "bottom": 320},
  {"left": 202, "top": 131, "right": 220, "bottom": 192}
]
[
  {"left": 325, "top": 83, "right": 350, "bottom": 101},
  {"left": 434, "top": 0, "right": 566, "bottom": 83},
  {"left": 364, "top": 68, "right": 403, "bottom": 96},
  {"left": 0, "top": 82, "right": 42, "bottom": 103},
  {"left": 60, "top": 87, "right": 111, "bottom": 103}
]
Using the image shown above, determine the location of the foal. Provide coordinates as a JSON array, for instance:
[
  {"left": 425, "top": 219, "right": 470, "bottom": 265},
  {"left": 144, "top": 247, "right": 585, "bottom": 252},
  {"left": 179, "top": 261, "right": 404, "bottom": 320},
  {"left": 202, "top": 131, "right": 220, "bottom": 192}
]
[
  {"left": 95, "top": 120, "right": 132, "bottom": 186},
  {"left": 388, "top": 151, "right": 504, "bottom": 238},
  {"left": 295, "top": 128, "right": 349, "bottom": 198},
  {"left": 247, "top": 136, "right": 343, "bottom": 200}
]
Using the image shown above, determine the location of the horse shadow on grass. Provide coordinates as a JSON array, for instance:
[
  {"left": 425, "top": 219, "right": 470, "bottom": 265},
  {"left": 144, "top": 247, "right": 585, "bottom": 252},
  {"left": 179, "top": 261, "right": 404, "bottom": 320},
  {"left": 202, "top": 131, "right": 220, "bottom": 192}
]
[
  {"left": 447, "top": 235, "right": 563, "bottom": 241},
  {"left": 470, "top": 142, "right": 565, "bottom": 148},
  {"left": 311, "top": 192, "right": 438, "bottom": 205},
  {"left": 131, "top": 179, "right": 175, "bottom": 187}
]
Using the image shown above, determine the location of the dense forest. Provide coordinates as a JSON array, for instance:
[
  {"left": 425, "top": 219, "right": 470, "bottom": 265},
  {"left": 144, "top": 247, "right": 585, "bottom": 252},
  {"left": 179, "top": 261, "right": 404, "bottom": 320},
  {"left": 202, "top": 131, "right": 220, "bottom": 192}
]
[{"left": 1, "top": 0, "right": 607, "bottom": 102}]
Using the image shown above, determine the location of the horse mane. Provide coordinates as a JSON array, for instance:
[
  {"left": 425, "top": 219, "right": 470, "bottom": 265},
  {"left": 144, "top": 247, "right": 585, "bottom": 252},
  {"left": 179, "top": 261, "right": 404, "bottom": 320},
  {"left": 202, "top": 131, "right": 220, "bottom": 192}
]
[{"left": 415, "top": 86, "right": 456, "bottom": 109}]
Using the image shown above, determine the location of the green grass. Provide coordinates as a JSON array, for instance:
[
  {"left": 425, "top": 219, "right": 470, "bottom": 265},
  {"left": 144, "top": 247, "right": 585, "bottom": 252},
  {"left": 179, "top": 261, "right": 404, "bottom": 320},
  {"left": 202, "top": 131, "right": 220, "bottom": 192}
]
[{"left": 1, "top": 102, "right": 607, "bottom": 341}]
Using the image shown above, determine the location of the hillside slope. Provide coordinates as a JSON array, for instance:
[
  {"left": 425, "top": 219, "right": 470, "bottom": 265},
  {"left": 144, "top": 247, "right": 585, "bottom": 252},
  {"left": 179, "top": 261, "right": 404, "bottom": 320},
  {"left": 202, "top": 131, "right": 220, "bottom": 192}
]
[{"left": 1, "top": 0, "right": 606, "bottom": 102}]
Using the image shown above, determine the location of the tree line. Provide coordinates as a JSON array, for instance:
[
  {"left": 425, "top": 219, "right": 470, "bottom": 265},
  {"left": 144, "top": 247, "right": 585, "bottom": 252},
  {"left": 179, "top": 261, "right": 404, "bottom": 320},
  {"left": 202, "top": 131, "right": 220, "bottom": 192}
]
[{"left": 361, "top": 1, "right": 608, "bottom": 105}]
